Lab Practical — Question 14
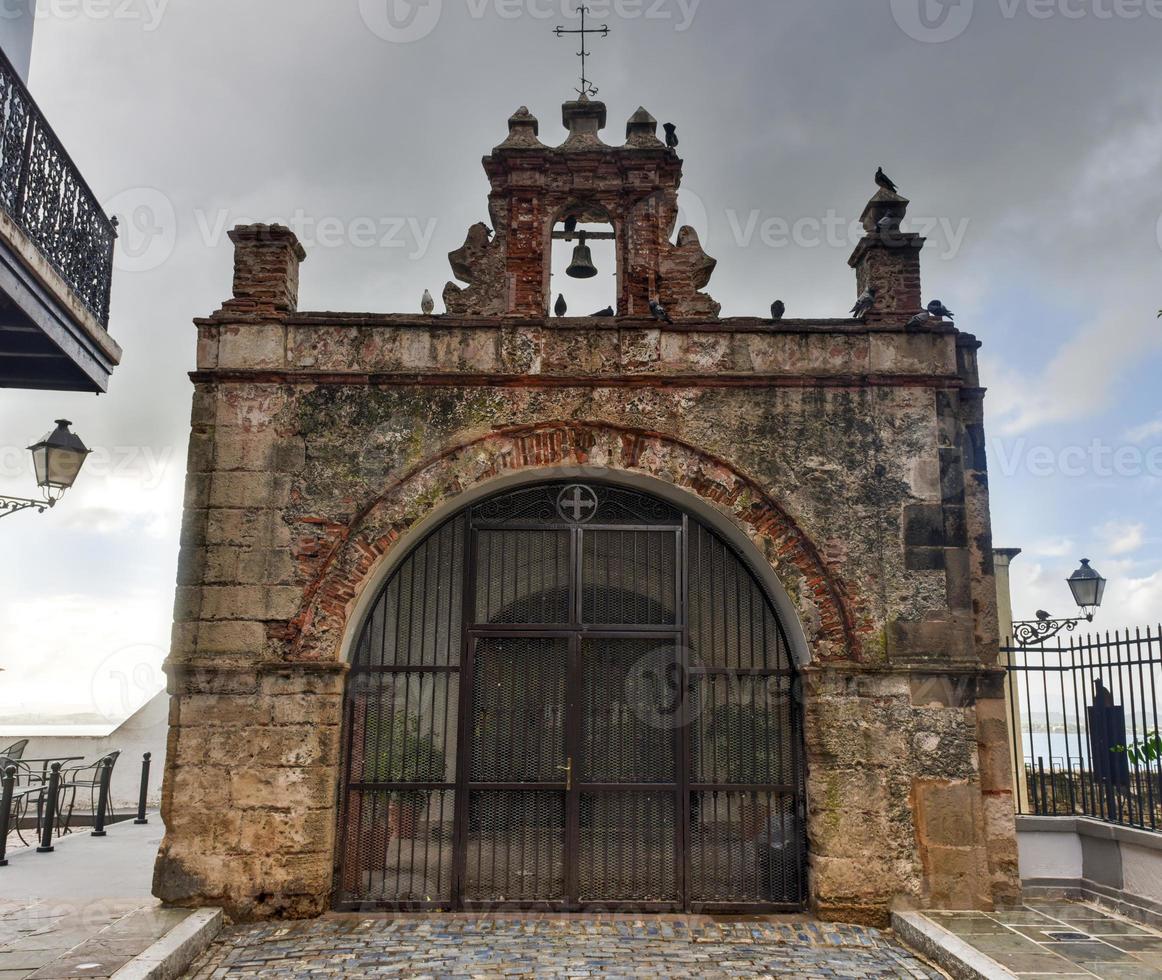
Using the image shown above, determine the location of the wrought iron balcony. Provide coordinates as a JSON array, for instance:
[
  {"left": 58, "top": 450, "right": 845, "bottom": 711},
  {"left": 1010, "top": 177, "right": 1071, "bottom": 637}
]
[{"left": 0, "top": 45, "right": 115, "bottom": 328}]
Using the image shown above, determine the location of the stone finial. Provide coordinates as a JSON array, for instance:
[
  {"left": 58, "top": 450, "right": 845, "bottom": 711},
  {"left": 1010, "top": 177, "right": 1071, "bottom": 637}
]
[
  {"left": 848, "top": 188, "right": 925, "bottom": 322},
  {"left": 224, "top": 224, "right": 306, "bottom": 315},
  {"left": 561, "top": 96, "right": 608, "bottom": 149},
  {"left": 625, "top": 107, "right": 664, "bottom": 148},
  {"left": 497, "top": 106, "right": 545, "bottom": 149},
  {"left": 860, "top": 187, "right": 909, "bottom": 234}
]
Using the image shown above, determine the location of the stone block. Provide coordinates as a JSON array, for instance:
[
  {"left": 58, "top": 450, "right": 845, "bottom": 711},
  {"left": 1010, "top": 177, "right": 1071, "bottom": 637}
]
[
  {"left": 903, "top": 503, "right": 946, "bottom": 548},
  {"left": 913, "top": 779, "right": 982, "bottom": 848},
  {"left": 217, "top": 323, "right": 287, "bottom": 370},
  {"left": 193, "top": 620, "right": 267, "bottom": 657}
]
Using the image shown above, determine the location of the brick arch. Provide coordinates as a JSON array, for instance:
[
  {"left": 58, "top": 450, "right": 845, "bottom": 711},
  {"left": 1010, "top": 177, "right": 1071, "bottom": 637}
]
[{"left": 285, "top": 422, "right": 863, "bottom": 664}]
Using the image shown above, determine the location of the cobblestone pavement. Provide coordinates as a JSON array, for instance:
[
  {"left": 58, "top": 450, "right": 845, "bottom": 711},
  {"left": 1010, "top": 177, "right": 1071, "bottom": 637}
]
[{"left": 186, "top": 916, "right": 945, "bottom": 978}]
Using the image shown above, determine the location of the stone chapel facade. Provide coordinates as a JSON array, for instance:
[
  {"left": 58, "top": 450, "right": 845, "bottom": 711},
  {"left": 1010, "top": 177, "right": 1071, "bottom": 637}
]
[{"left": 154, "top": 98, "right": 1020, "bottom": 925}]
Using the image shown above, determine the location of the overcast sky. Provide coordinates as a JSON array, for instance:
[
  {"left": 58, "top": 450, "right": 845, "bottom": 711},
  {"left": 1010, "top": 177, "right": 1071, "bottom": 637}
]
[{"left": 1, "top": 0, "right": 1161, "bottom": 722}]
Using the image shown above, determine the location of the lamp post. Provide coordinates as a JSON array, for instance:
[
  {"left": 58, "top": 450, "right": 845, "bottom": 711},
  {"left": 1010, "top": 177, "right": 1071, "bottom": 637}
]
[
  {"left": 0, "top": 420, "right": 91, "bottom": 519},
  {"left": 1012, "top": 559, "right": 1108, "bottom": 645}
]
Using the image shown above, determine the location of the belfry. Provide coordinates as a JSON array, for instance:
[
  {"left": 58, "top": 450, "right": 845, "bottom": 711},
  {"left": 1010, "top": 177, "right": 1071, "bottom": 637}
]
[{"left": 155, "top": 94, "right": 1019, "bottom": 926}]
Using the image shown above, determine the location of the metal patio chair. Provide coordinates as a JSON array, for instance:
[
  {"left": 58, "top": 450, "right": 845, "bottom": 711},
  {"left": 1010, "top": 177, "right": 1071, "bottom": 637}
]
[
  {"left": 0, "top": 740, "right": 28, "bottom": 762},
  {"left": 58, "top": 751, "right": 119, "bottom": 834},
  {"left": 1, "top": 758, "right": 53, "bottom": 847}
]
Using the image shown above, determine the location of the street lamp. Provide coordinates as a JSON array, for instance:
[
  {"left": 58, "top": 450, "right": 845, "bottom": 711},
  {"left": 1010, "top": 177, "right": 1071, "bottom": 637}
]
[
  {"left": 0, "top": 420, "right": 91, "bottom": 519},
  {"left": 1012, "top": 558, "right": 1108, "bottom": 645},
  {"left": 1067, "top": 558, "right": 1108, "bottom": 621}
]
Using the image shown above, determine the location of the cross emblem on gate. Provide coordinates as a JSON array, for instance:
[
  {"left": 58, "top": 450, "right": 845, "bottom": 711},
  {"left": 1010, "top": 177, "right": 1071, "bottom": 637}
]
[{"left": 557, "top": 485, "right": 599, "bottom": 524}]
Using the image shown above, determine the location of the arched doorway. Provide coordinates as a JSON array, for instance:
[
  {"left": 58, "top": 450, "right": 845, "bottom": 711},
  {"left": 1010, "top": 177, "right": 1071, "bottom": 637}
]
[{"left": 335, "top": 480, "right": 807, "bottom": 913}]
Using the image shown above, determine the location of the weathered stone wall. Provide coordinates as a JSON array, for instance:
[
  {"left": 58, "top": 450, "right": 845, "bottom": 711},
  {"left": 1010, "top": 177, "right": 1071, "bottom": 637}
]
[
  {"left": 155, "top": 243, "right": 1017, "bottom": 922},
  {"left": 155, "top": 101, "right": 1018, "bottom": 923}
]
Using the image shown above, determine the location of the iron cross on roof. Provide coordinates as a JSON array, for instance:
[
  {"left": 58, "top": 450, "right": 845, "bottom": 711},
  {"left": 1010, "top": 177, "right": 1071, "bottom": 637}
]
[{"left": 554, "top": 5, "right": 610, "bottom": 99}]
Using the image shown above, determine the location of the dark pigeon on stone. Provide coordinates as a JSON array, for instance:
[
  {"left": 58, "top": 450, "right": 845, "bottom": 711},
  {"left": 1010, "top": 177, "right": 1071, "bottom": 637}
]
[
  {"left": 927, "top": 300, "right": 954, "bottom": 320},
  {"left": 563, "top": 215, "right": 578, "bottom": 235},
  {"left": 650, "top": 299, "right": 673, "bottom": 324},
  {"left": 555, "top": 293, "right": 568, "bottom": 318},
  {"left": 592, "top": 306, "right": 615, "bottom": 317},
  {"left": 664, "top": 123, "right": 679, "bottom": 149},
  {"left": 771, "top": 300, "right": 785, "bottom": 322},
  {"left": 875, "top": 167, "right": 899, "bottom": 194}
]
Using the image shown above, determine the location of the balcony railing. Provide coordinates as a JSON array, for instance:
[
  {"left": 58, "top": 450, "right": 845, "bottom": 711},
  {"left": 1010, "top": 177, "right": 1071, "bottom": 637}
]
[{"left": 0, "top": 46, "right": 115, "bottom": 328}]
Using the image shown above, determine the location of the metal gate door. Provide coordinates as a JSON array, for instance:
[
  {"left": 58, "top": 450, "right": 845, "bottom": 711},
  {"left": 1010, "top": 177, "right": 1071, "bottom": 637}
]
[{"left": 336, "top": 482, "right": 806, "bottom": 912}]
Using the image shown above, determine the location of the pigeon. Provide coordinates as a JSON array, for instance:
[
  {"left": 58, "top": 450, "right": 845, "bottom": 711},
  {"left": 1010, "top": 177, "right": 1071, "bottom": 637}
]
[
  {"left": 927, "top": 300, "right": 954, "bottom": 320},
  {"left": 421, "top": 289, "right": 435, "bottom": 315},
  {"left": 563, "top": 215, "right": 578, "bottom": 235},
  {"left": 664, "top": 123, "right": 679, "bottom": 149},
  {"left": 850, "top": 287, "right": 877, "bottom": 319},
  {"left": 592, "top": 306, "right": 615, "bottom": 317},
  {"left": 907, "top": 310, "right": 933, "bottom": 330},
  {"left": 875, "top": 167, "right": 899, "bottom": 194},
  {"left": 1036, "top": 610, "right": 1052, "bottom": 622},
  {"left": 554, "top": 293, "right": 568, "bottom": 318},
  {"left": 771, "top": 300, "right": 785, "bottom": 322},
  {"left": 650, "top": 299, "right": 673, "bottom": 324}
]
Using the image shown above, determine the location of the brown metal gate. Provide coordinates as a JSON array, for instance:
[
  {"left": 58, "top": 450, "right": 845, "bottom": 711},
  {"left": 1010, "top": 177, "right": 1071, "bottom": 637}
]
[{"left": 336, "top": 482, "right": 806, "bottom": 912}]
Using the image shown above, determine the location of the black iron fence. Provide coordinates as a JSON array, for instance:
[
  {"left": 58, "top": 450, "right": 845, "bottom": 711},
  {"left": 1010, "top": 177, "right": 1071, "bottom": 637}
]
[
  {"left": 0, "top": 46, "right": 115, "bottom": 327},
  {"left": 1005, "top": 625, "right": 1162, "bottom": 831}
]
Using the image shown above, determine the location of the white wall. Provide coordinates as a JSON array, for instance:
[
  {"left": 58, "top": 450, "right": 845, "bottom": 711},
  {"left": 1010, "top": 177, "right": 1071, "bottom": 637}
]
[
  {"left": 0, "top": 1, "right": 35, "bottom": 83},
  {"left": 1018, "top": 828, "right": 1083, "bottom": 881},
  {"left": 1121, "top": 843, "right": 1162, "bottom": 908},
  {"left": 2, "top": 692, "right": 168, "bottom": 810}
]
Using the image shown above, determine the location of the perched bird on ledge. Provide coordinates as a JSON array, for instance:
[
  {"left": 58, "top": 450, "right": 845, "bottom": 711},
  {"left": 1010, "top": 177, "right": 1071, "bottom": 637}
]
[
  {"left": 771, "top": 300, "right": 785, "bottom": 322},
  {"left": 907, "top": 310, "right": 933, "bottom": 330},
  {"left": 850, "top": 287, "right": 877, "bottom": 319},
  {"left": 875, "top": 167, "right": 899, "bottom": 194},
  {"left": 650, "top": 299, "right": 673, "bottom": 324},
  {"left": 421, "top": 289, "right": 435, "bottom": 315},
  {"left": 592, "top": 306, "right": 615, "bottom": 317},
  {"left": 563, "top": 215, "right": 578, "bottom": 235},
  {"left": 555, "top": 293, "right": 568, "bottom": 318},
  {"left": 927, "top": 299, "right": 954, "bottom": 320},
  {"left": 664, "top": 123, "right": 679, "bottom": 149}
]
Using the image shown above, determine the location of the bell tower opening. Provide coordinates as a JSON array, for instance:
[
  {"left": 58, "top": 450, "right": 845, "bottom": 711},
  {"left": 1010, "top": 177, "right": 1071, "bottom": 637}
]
[{"left": 550, "top": 206, "right": 617, "bottom": 317}]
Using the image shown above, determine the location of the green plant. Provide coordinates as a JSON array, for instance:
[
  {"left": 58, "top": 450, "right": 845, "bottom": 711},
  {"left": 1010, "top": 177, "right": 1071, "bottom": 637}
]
[
  {"left": 367, "top": 711, "right": 446, "bottom": 808},
  {"left": 1114, "top": 731, "right": 1162, "bottom": 765}
]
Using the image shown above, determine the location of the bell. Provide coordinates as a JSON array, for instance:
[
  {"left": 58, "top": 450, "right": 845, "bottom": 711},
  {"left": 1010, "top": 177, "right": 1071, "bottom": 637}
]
[{"left": 566, "top": 233, "right": 598, "bottom": 279}]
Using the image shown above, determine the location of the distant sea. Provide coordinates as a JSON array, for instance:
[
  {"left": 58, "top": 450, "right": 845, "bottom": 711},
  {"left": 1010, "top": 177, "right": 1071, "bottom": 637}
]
[{"left": 0, "top": 723, "right": 117, "bottom": 738}]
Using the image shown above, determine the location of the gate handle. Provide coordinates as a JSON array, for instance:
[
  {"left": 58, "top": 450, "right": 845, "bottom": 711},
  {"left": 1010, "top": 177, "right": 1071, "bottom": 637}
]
[{"left": 557, "top": 757, "right": 573, "bottom": 791}]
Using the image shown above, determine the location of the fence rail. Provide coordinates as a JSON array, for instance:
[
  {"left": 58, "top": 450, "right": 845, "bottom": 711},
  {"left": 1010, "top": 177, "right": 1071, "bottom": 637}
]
[
  {"left": 1005, "top": 624, "right": 1162, "bottom": 831},
  {"left": 0, "top": 45, "right": 115, "bottom": 327}
]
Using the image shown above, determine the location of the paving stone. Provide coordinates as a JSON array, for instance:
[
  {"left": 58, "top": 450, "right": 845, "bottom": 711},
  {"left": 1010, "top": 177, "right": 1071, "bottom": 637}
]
[
  {"left": 183, "top": 916, "right": 942, "bottom": 979},
  {"left": 918, "top": 900, "right": 1162, "bottom": 978}
]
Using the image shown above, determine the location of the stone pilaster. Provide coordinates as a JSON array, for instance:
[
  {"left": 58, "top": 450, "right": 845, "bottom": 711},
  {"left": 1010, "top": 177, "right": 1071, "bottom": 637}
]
[{"left": 224, "top": 224, "right": 306, "bottom": 316}]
